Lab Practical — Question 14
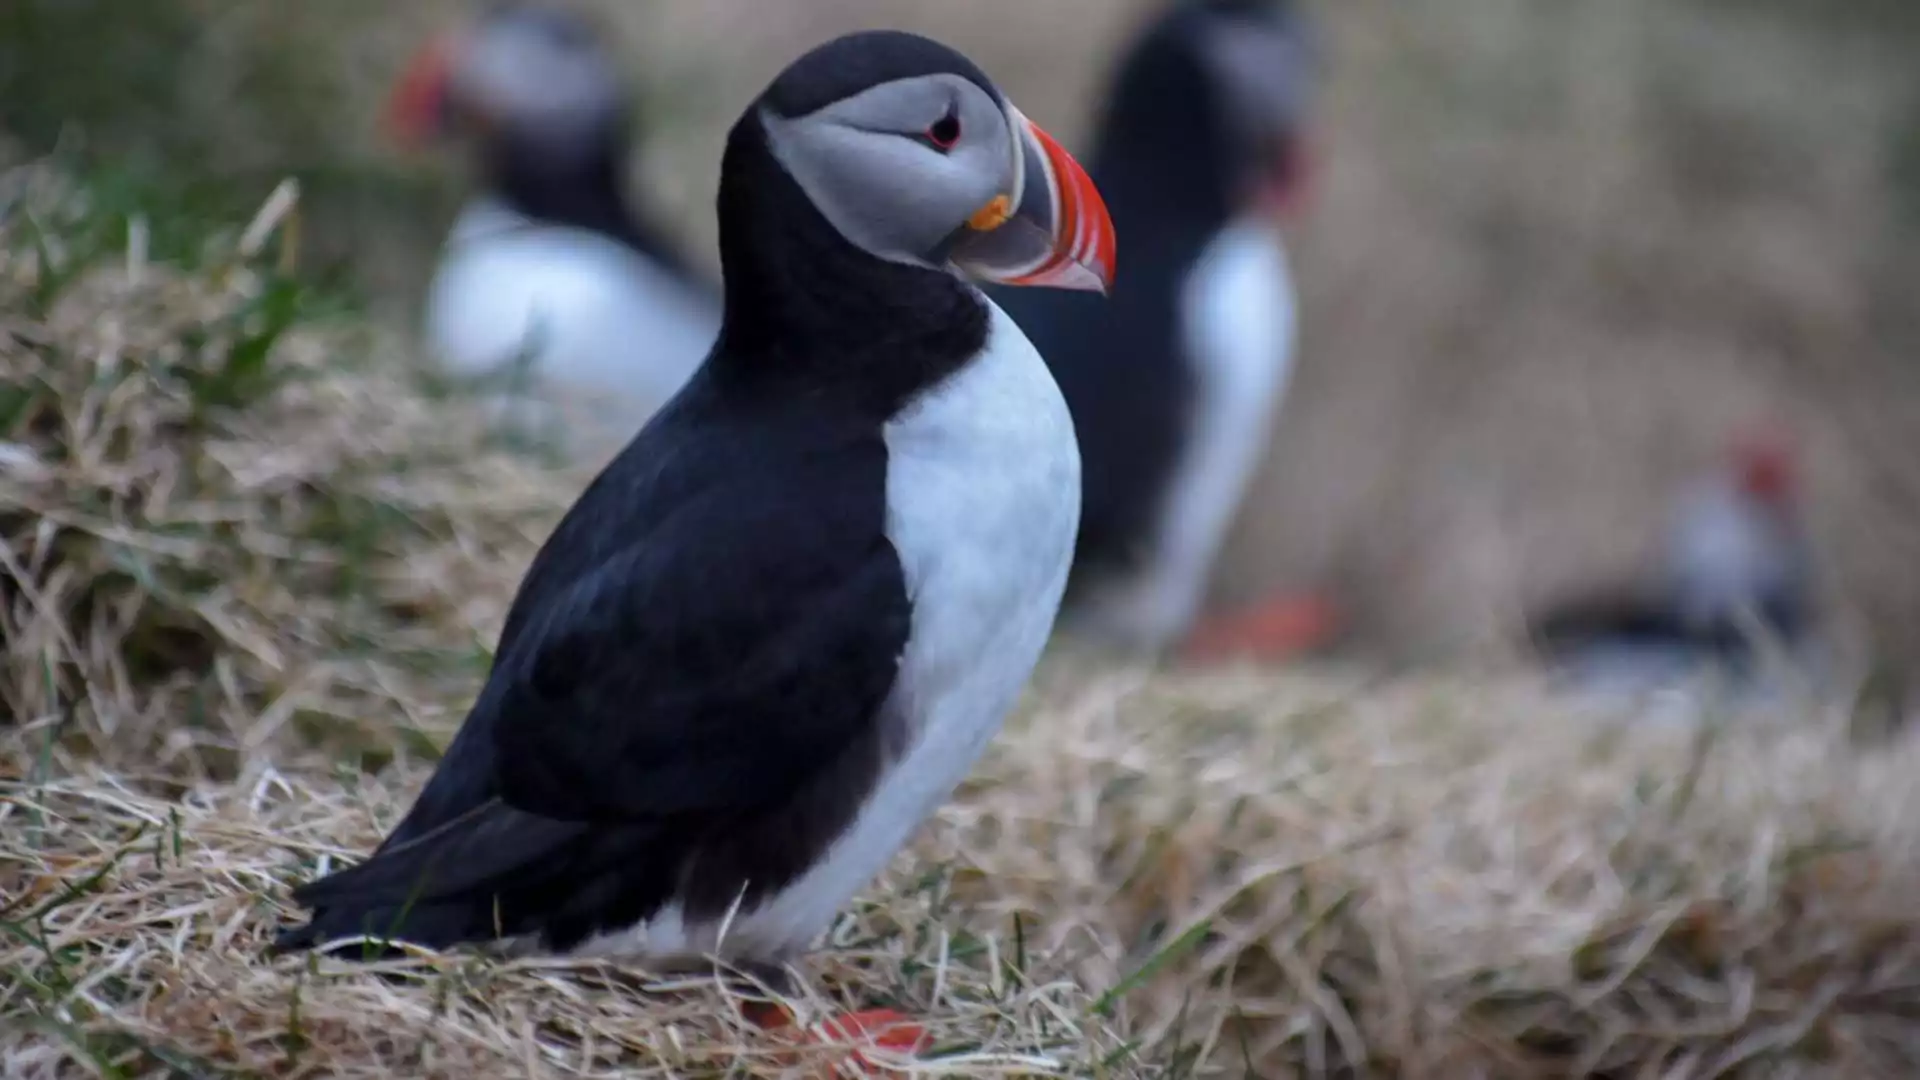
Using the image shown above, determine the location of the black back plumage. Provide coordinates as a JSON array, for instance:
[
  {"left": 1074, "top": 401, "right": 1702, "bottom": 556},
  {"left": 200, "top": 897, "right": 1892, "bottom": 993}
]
[
  {"left": 992, "top": 0, "right": 1302, "bottom": 589},
  {"left": 1531, "top": 589, "right": 1811, "bottom": 678},
  {"left": 1531, "top": 542, "right": 1813, "bottom": 680},
  {"left": 275, "top": 42, "right": 990, "bottom": 955}
]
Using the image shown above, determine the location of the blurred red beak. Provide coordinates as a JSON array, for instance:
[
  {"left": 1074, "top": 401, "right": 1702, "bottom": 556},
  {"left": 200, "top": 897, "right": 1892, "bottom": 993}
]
[
  {"left": 948, "top": 106, "right": 1116, "bottom": 295},
  {"left": 1730, "top": 428, "right": 1798, "bottom": 505},
  {"left": 1260, "top": 133, "right": 1317, "bottom": 220},
  {"left": 384, "top": 34, "right": 458, "bottom": 147}
]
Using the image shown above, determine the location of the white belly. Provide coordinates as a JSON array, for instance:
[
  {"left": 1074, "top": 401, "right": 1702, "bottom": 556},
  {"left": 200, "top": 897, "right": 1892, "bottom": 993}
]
[
  {"left": 1661, "top": 481, "right": 1800, "bottom": 625},
  {"left": 424, "top": 200, "right": 721, "bottom": 448},
  {"left": 571, "top": 298, "right": 1080, "bottom": 964},
  {"left": 1076, "top": 217, "right": 1298, "bottom": 648}
]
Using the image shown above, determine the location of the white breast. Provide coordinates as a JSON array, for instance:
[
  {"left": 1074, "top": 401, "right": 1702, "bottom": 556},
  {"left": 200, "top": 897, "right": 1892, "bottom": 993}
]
[
  {"left": 569, "top": 299, "right": 1080, "bottom": 965},
  {"left": 1076, "top": 217, "right": 1298, "bottom": 648},
  {"left": 424, "top": 200, "right": 721, "bottom": 449},
  {"left": 726, "top": 298, "right": 1080, "bottom": 956},
  {"left": 1662, "top": 481, "right": 1800, "bottom": 625}
]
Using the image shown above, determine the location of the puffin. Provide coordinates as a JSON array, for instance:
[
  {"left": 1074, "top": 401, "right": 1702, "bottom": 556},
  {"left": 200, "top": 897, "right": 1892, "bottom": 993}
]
[
  {"left": 992, "top": 0, "right": 1326, "bottom": 661},
  {"left": 1529, "top": 428, "right": 1818, "bottom": 694},
  {"left": 276, "top": 28, "right": 1114, "bottom": 1049},
  {"left": 387, "top": 2, "right": 722, "bottom": 450}
]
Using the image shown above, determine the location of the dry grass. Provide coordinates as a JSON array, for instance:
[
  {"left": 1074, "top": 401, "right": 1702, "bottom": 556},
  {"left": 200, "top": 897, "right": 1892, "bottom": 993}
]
[
  {"left": 6, "top": 159, "right": 1920, "bottom": 1077},
  {"left": 0, "top": 155, "right": 566, "bottom": 780},
  {"left": 0, "top": 754, "right": 1133, "bottom": 1079},
  {"left": 8, "top": 660, "right": 1920, "bottom": 1076}
]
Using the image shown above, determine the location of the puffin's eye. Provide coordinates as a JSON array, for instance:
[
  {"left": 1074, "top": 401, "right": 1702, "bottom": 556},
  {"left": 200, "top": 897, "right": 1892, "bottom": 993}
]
[{"left": 925, "top": 110, "right": 962, "bottom": 152}]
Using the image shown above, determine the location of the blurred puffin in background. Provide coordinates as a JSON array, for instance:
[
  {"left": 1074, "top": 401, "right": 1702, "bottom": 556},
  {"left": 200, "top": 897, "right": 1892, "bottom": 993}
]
[
  {"left": 994, "top": 0, "right": 1333, "bottom": 664},
  {"left": 1529, "top": 426, "right": 1820, "bottom": 695},
  {"left": 387, "top": 2, "right": 720, "bottom": 454}
]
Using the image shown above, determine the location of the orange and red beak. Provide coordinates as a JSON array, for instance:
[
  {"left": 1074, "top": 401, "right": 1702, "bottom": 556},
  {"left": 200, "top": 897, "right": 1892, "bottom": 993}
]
[
  {"left": 384, "top": 34, "right": 461, "bottom": 147},
  {"left": 948, "top": 104, "right": 1116, "bottom": 295}
]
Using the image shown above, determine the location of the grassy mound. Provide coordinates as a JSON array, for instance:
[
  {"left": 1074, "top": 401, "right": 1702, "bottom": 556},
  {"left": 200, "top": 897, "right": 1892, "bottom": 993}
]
[
  {"left": 0, "top": 155, "right": 563, "bottom": 780},
  {"left": 5, "top": 158, "right": 1920, "bottom": 1077},
  {"left": 7, "top": 667, "right": 1920, "bottom": 1076}
]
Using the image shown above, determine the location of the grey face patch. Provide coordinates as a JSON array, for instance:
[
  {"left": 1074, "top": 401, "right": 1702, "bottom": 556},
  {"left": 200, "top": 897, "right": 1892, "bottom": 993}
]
[
  {"left": 1198, "top": 17, "right": 1315, "bottom": 150},
  {"left": 454, "top": 10, "right": 625, "bottom": 143},
  {"left": 760, "top": 73, "right": 1017, "bottom": 270}
]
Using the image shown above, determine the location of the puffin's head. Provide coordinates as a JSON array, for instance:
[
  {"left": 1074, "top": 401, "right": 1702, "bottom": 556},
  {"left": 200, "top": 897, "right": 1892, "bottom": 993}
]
[
  {"left": 1118, "top": 0, "right": 1321, "bottom": 216},
  {"left": 1196, "top": 0, "right": 1319, "bottom": 214},
  {"left": 385, "top": 3, "right": 627, "bottom": 159},
  {"left": 753, "top": 31, "right": 1116, "bottom": 294}
]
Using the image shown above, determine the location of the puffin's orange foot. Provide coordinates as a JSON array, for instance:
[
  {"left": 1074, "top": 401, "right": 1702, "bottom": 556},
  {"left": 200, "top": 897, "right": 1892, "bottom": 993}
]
[
  {"left": 744, "top": 1003, "right": 929, "bottom": 1077},
  {"left": 1181, "top": 591, "right": 1339, "bottom": 666},
  {"left": 740, "top": 997, "right": 798, "bottom": 1030},
  {"left": 809, "top": 1009, "right": 930, "bottom": 1078},
  {"left": 811, "top": 1007, "right": 928, "bottom": 1054}
]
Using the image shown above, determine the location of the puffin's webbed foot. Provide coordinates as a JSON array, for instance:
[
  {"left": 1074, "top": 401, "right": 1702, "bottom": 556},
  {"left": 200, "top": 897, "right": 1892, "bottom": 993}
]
[
  {"left": 1181, "top": 590, "right": 1340, "bottom": 665},
  {"left": 731, "top": 962, "right": 929, "bottom": 1075},
  {"left": 731, "top": 959, "right": 800, "bottom": 1029}
]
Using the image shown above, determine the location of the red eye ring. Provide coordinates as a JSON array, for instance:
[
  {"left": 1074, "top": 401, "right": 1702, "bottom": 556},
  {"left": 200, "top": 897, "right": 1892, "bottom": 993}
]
[{"left": 926, "top": 112, "right": 961, "bottom": 151}]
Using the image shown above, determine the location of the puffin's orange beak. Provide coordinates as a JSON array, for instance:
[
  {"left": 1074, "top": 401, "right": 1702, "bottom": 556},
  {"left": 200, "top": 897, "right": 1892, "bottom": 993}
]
[
  {"left": 1729, "top": 426, "right": 1798, "bottom": 505},
  {"left": 384, "top": 34, "right": 459, "bottom": 147},
  {"left": 948, "top": 105, "right": 1115, "bottom": 295},
  {"left": 1262, "top": 131, "right": 1317, "bottom": 220}
]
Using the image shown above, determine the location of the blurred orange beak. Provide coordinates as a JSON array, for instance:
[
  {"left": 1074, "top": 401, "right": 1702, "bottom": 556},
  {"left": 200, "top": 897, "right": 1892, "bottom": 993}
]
[
  {"left": 948, "top": 105, "right": 1115, "bottom": 295},
  {"left": 384, "top": 34, "right": 459, "bottom": 147},
  {"left": 1261, "top": 131, "right": 1318, "bottom": 220},
  {"left": 1729, "top": 424, "right": 1798, "bottom": 504}
]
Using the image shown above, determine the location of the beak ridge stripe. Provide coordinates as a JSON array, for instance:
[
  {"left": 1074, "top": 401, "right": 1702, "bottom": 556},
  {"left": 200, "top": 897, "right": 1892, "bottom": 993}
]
[{"left": 1001, "top": 117, "right": 1113, "bottom": 292}]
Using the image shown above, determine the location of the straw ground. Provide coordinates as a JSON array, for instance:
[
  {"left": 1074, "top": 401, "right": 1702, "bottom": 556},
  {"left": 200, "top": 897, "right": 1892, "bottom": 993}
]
[{"left": 6, "top": 157, "right": 1920, "bottom": 1077}]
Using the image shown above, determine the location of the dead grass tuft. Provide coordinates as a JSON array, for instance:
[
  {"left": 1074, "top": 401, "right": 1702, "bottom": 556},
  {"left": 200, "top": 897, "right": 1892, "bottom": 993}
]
[
  {"left": 0, "top": 760, "right": 1130, "bottom": 1078},
  {"left": 7, "top": 660, "right": 1920, "bottom": 1076},
  {"left": 0, "top": 156, "right": 568, "bottom": 781}
]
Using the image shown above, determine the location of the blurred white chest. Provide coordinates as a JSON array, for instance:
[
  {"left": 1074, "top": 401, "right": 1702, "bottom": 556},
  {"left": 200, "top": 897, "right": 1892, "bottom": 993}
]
[
  {"left": 1076, "top": 217, "right": 1299, "bottom": 648},
  {"left": 424, "top": 200, "right": 721, "bottom": 440}
]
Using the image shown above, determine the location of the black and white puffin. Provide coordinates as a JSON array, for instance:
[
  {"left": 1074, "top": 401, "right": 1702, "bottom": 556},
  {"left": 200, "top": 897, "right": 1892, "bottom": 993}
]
[
  {"left": 277, "top": 28, "right": 1114, "bottom": 1048},
  {"left": 993, "top": 0, "right": 1325, "bottom": 661},
  {"left": 387, "top": 3, "right": 721, "bottom": 448},
  {"left": 1529, "top": 427, "right": 1818, "bottom": 693}
]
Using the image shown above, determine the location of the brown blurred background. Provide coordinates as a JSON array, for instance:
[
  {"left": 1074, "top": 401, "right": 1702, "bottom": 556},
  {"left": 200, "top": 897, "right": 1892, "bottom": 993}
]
[{"left": 6, "top": 0, "right": 1917, "bottom": 673}]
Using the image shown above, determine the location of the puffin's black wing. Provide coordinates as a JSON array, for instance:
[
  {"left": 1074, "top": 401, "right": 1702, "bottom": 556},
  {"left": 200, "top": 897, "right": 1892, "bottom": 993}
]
[
  {"left": 490, "top": 495, "right": 909, "bottom": 823},
  {"left": 280, "top": 389, "right": 909, "bottom": 946}
]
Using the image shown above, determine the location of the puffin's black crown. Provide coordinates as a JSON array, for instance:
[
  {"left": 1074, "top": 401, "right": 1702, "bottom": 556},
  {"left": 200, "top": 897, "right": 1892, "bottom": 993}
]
[
  {"left": 481, "top": 0, "right": 604, "bottom": 48},
  {"left": 762, "top": 30, "right": 1000, "bottom": 120},
  {"left": 1188, "top": 0, "right": 1313, "bottom": 48},
  {"left": 1198, "top": 0, "right": 1297, "bottom": 17}
]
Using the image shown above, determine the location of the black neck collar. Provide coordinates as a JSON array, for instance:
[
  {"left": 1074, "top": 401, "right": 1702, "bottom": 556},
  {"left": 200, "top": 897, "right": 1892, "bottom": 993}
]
[{"left": 707, "top": 113, "right": 986, "bottom": 416}]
